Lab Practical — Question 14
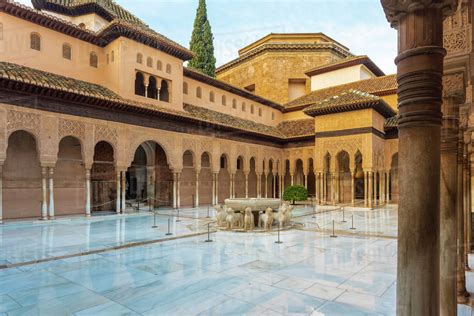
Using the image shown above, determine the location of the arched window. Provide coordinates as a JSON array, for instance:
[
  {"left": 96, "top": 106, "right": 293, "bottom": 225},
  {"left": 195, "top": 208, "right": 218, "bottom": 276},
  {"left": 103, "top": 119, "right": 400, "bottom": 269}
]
[
  {"left": 232, "top": 99, "right": 237, "bottom": 109},
  {"left": 222, "top": 95, "right": 226, "bottom": 106},
  {"left": 147, "top": 57, "right": 153, "bottom": 67},
  {"left": 183, "top": 82, "right": 188, "bottom": 94},
  {"left": 242, "top": 102, "right": 246, "bottom": 112},
  {"left": 106, "top": 54, "right": 109, "bottom": 64},
  {"left": 79, "top": 23, "right": 86, "bottom": 29},
  {"left": 111, "top": 50, "right": 115, "bottom": 62},
  {"left": 210, "top": 91, "right": 215, "bottom": 102},
  {"left": 0, "top": 23, "right": 3, "bottom": 41},
  {"left": 147, "top": 76, "right": 158, "bottom": 99},
  {"left": 272, "top": 112, "right": 275, "bottom": 120},
  {"left": 166, "top": 64, "right": 171, "bottom": 74},
  {"left": 30, "top": 33, "right": 41, "bottom": 51},
  {"left": 157, "top": 60, "right": 162, "bottom": 70},
  {"left": 136, "top": 53, "right": 143, "bottom": 64},
  {"left": 160, "top": 80, "right": 170, "bottom": 102},
  {"left": 196, "top": 87, "right": 202, "bottom": 99},
  {"left": 89, "top": 52, "right": 98, "bottom": 68},
  {"left": 251, "top": 104, "right": 254, "bottom": 114},
  {"left": 258, "top": 108, "right": 262, "bottom": 117},
  {"left": 62, "top": 43, "right": 72, "bottom": 60},
  {"left": 134, "top": 72, "right": 145, "bottom": 96}
]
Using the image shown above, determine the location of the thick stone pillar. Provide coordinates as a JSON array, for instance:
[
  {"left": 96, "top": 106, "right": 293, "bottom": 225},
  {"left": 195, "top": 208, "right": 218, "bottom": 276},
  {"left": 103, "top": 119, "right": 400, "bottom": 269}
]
[
  {"left": 368, "top": 171, "right": 373, "bottom": 209},
  {"left": 439, "top": 95, "right": 459, "bottom": 315},
  {"left": 245, "top": 173, "right": 249, "bottom": 198},
  {"left": 121, "top": 171, "right": 126, "bottom": 212},
  {"left": 85, "top": 169, "right": 91, "bottom": 217},
  {"left": 256, "top": 173, "right": 261, "bottom": 198},
  {"left": 351, "top": 171, "right": 355, "bottom": 206},
  {"left": 116, "top": 171, "right": 121, "bottom": 214},
  {"left": 0, "top": 164, "right": 3, "bottom": 223},
  {"left": 41, "top": 167, "right": 48, "bottom": 220},
  {"left": 457, "top": 131, "right": 469, "bottom": 301},
  {"left": 146, "top": 166, "right": 156, "bottom": 208},
  {"left": 381, "top": 2, "right": 457, "bottom": 314},
  {"left": 195, "top": 171, "right": 200, "bottom": 208},
  {"left": 48, "top": 167, "right": 55, "bottom": 219}
]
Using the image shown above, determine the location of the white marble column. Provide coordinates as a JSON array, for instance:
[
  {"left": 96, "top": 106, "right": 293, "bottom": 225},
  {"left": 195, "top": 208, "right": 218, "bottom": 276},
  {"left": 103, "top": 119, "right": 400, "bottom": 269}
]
[
  {"left": 245, "top": 173, "right": 249, "bottom": 198},
  {"left": 368, "top": 171, "right": 373, "bottom": 209},
  {"left": 264, "top": 173, "right": 268, "bottom": 198},
  {"left": 230, "top": 173, "right": 234, "bottom": 198},
  {"left": 41, "top": 167, "right": 48, "bottom": 220},
  {"left": 373, "top": 171, "right": 378, "bottom": 206},
  {"left": 256, "top": 173, "right": 261, "bottom": 198},
  {"left": 290, "top": 174, "right": 294, "bottom": 186},
  {"left": 364, "top": 172, "right": 368, "bottom": 207},
  {"left": 85, "top": 169, "right": 91, "bottom": 217},
  {"left": 195, "top": 171, "right": 200, "bottom": 208},
  {"left": 322, "top": 173, "right": 326, "bottom": 204},
  {"left": 386, "top": 171, "right": 390, "bottom": 203},
  {"left": 212, "top": 173, "right": 216, "bottom": 205},
  {"left": 351, "top": 171, "right": 355, "bottom": 206},
  {"left": 216, "top": 173, "right": 220, "bottom": 204},
  {"left": 177, "top": 172, "right": 181, "bottom": 209},
  {"left": 48, "top": 167, "right": 55, "bottom": 219},
  {"left": 304, "top": 174, "right": 308, "bottom": 189},
  {"left": 116, "top": 171, "right": 121, "bottom": 214},
  {"left": 121, "top": 171, "right": 126, "bottom": 212}
]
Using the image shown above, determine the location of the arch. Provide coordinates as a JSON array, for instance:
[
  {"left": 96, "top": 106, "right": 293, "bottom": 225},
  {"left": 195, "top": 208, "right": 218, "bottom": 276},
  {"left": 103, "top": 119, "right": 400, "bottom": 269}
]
[
  {"left": 78, "top": 23, "right": 86, "bottom": 29},
  {"left": 136, "top": 53, "right": 143, "bottom": 64},
  {"left": 111, "top": 50, "right": 115, "bottom": 62},
  {"left": 0, "top": 23, "right": 3, "bottom": 40},
  {"left": 336, "top": 150, "right": 351, "bottom": 203},
  {"left": 354, "top": 150, "right": 364, "bottom": 200},
  {"left": 210, "top": 91, "right": 215, "bottom": 102},
  {"left": 134, "top": 72, "right": 146, "bottom": 97},
  {"left": 147, "top": 57, "right": 153, "bottom": 67},
  {"left": 242, "top": 102, "right": 246, "bottom": 112},
  {"left": 222, "top": 95, "right": 226, "bottom": 106},
  {"left": 55, "top": 136, "right": 86, "bottom": 216},
  {"left": 196, "top": 86, "right": 202, "bottom": 99},
  {"left": 89, "top": 52, "right": 98, "bottom": 68},
  {"left": 183, "top": 82, "right": 188, "bottom": 94},
  {"left": 62, "top": 43, "right": 72, "bottom": 60},
  {"left": 248, "top": 157, "right": 257, "bottom": 197},
  {"left": 232, "top": 99, "right": 237, "bottom": 109},
  {"left": 218, "top": 154, "right": 230, "bottom": 203},
  {"left": 157, "top": 60, "right": 162, "bottom": 70},
  {"left": 159, "top": 80, "right": 170, "bottom": 102},
  {"left": 3, "top": 130, "right": 41, "bottom": 219},
  {"left": 91, "top": 141, "right": 116, "bottom": 212},
  {"left": 284, "top": 159, "right": 291, "bottom": 188},
  {"left": 251, "top": 104, "right": 255, "bottom": 114},
  {"left": 147, "top": 76, "right": 158, "bottom": 99},
  {"left": 199, "top": 152, "right": 212, "bottom": 205},
  {"left": 126, "top": 141, "right": 173, "bottom": 208},
  {"left": 307, "top": 158, "right": 316, "bottom": 197},
  {"left": 258, "top": 108, "right": 262, "bottom": 117},
  {"left": 235, "top": 156, "right": 245, "bottom": 197},
  {"left": 166, "top": 64, "right": 172, "bottom": 74},
  {"left": 30, "top": 32, "right": 41, "bottom": 51},
  {"left": 181, "top": 150, "right": 197, "bottom": 207},
  {"left": 294, "top": 159, "right": 304, "bottom": 186}
]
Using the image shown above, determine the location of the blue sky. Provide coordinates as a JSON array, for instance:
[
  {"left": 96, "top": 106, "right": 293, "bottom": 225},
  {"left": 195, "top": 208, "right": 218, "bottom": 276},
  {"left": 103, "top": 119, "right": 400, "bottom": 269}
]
[{"left": 17, "top": 0, "right": 397, "bottom": 74}]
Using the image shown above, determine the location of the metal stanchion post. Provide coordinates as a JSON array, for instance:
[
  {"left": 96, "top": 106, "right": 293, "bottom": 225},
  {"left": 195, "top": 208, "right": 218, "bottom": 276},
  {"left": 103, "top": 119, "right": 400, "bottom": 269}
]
[
  {"left": 341, "top": 207, "right": 347, "bottom": 223},
  {"left": 205, "top": 223, "right": 213, "bottom": 242},
  {"left": 312, "top": 204, "right": 316, "bottom": 219},
  {"left": 166, "top": 218, "right": 172, "bottom": 235},
  {"left": 330, "top": 220, "right": 337, "bottom": 238},
  {"left": 207, "top": 206, "right": 210, "bottom": 218},
  {"left": 176, "top": 208, "right": 181, "bottom": 223},
  {"left": 152, "top": 211, "right": 158, "bottom": 228},
  {"left": 350, "top": 215, "right": 356, "bottom": 230},
  {"left": 275, "top": 223, "right": 283, "bottom": 244}
]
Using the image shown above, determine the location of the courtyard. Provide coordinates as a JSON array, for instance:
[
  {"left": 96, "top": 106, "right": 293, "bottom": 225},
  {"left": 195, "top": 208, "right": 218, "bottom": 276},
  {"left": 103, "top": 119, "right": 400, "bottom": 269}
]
[{"left": 0, "top": 206, "right": 470, "bottom": 315}]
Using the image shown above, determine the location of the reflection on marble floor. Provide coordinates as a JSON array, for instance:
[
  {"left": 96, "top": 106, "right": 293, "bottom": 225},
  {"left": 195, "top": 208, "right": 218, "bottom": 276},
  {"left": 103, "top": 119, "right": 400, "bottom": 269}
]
[{"left": 0, "top": 206, "right": 472, "bottom": 315}]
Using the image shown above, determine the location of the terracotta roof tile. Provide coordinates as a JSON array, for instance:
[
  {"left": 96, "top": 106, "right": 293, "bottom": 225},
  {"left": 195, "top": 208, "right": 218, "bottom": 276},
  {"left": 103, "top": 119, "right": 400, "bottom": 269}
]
[
  {"left": 285, "top": 74, "right": 397, "bottom": 110},
  {"left": 303, "top": 89, "right": 396, "bottom": 118},
  {"left": 277, "top": 119, "right": 315, "bottom": 138},
  {"left": 385, "top": 115, "right": 398, "bottom": 129}
]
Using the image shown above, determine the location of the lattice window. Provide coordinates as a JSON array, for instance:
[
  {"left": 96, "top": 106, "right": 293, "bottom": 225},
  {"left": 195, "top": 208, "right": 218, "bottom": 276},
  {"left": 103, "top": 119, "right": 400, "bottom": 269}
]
[
  {"left": 137, "top": 53, "right": 143, "bottom": 64},
  {"left": 30, "top": 33, "right": 41, "bottom": 51},
  {"left": 62, "top": 43, "right": 72, "bottom": 60},
  {"left": 90, "top": 52, "right": 98, "bottom": 68}
]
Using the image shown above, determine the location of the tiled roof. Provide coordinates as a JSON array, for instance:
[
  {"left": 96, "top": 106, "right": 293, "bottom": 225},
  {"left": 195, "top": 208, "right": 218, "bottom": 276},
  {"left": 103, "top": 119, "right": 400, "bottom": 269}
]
[
  {"left": 305, "top": 55, "right": 385, "bottom": 77},
  {"left": 0, "top": 61, "right": 291, "bottom": 140},
  {"left": 285, "top": 74, "right": 397, "bottom": 110},
  {"left": 183, "top": 104, "right": 285, "bottom": 139},
  {"left": 184, "top": 67, "right": 284, "bottom": 111},
  {"left": 277, "top": 119, "right": 315, "bottom": 138},
  {"left": 385, "top": 116, "right": 398, "bottom": 129},
  {"left": 1, "top": 1, "right": 193, "bottom": 60},
  {"left": 32, "top": 0, "right": 146, "bottom": 25},
  {"left": 303, "top": 89, "right": 396, "bottom": 118}
]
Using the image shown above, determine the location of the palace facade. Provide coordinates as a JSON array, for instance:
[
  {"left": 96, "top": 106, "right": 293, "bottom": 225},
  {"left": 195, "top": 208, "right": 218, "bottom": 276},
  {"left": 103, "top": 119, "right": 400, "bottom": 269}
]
[{"left": 0, "top": 0, "right": 466, "bottom": 222}]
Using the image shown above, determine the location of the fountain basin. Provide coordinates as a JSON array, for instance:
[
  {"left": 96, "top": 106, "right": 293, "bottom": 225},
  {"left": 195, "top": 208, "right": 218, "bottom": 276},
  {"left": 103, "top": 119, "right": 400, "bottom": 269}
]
[{"left": 224, "top": 198, "right": 281, "bottom": 212}]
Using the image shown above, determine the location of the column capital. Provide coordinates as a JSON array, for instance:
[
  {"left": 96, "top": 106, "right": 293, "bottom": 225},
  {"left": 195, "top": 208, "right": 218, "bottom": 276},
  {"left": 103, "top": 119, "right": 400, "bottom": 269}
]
[{"left": 381, "top": 0, "right": 458, "bottom": 28}]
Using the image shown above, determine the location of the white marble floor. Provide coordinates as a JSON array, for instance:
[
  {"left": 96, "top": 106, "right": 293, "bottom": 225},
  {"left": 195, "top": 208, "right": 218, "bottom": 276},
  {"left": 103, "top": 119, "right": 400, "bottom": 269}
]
[{"left": 0, "top": 205, "right": 471, "bottom": 315}]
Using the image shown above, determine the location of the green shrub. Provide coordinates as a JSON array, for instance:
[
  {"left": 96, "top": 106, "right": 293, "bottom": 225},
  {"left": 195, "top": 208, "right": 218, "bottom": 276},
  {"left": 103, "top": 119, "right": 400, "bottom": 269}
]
[{"left": 283, "top": 186, "right": 308, "bottom": 204}]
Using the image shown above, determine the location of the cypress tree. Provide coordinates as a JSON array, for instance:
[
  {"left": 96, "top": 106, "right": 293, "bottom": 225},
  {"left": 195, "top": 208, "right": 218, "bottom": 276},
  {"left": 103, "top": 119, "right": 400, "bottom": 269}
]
[{"left": 188, "top": 0, "right": 216, "bottom": 77}]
